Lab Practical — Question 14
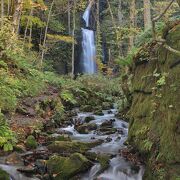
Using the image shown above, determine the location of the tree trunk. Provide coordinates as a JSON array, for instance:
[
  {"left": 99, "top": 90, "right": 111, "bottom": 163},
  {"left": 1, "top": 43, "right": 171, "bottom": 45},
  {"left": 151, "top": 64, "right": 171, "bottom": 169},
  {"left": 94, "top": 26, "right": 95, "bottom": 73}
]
[
  {"left": 1, "top": 0, "right": 4, "bottom": 27},
  {"left": 28, "top": 10, "right": 33, "bottom": 49},
  {"left": 68, "top": 0, "right": 71, "bottom": 35},
  {"left": 24, "top": 8, "right": 33, "bottom": 42},
  {"left": 143, "top": 0, "right": 151, "bottom": 30},
  {"left": 71, "top": 0, "right": 76, "bottom": 78},
  {"left": 12, "top": 0, "right": 23, "bottom": 33},
  {"left": 7, "top": 0, "right": 10, "bottom": 15},
  {"left": 118, "top": 0, "right": 123, "bottom": 24},
  {"left": 129, "top": 0, "right": 136, "bottom": 51},
  {"left": 41, "top": 0, "right": 54, "bottom": 68}
]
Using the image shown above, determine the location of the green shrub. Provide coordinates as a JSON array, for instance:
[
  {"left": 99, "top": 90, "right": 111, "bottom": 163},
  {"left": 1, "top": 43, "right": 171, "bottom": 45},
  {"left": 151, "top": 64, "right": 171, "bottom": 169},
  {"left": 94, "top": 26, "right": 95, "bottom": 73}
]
[{"left": 0, "top": 113, "right": 17, "bottom": 151}]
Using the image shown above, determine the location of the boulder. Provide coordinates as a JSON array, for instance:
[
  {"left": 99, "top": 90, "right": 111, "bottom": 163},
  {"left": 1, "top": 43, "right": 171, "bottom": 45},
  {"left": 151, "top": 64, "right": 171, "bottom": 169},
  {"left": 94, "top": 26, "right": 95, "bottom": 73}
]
[
  {"left": 47, "top": 134, "right": 71, "bottom": 142},
  {"left": 5, "top": 152, "right": 24, "bottom": 166},
  {"left": 47, "top": 153, "right": 92, "bottom": 179},
  {"left": 80, "top": 105, "right": 93, "bottom": 112},
  {"left": 84, "top": 152, "right": 110, "bottom": 171},
  {"left": 102, "top": 102, "right": 113, "bottom": 110},
  {"left": 84, "top": 116, "right": 95, "bottom": 123},
  {"left": 76, "top": 123, "right": 97, "bottom": 134},
  {"left": 94, "top": 110, "right": 104, "bottom": 116},
  {"left": 0, "top": 168, "right": 10, "bottom": 180},
  {"left": 100, "top": 120, "right": 113, "bottom": 128},
  {"left": 48, "top": 140, "right": 103, "bottom": 154},
  {"left": 99, "top": 128, "right": 117, "bottom": 135}
]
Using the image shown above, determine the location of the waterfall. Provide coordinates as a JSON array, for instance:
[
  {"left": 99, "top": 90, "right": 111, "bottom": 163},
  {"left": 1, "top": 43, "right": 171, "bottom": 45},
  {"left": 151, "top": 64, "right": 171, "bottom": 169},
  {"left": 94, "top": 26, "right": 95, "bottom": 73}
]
[{"left": 81, "top": 2, "right": 97, "bottom": 74}]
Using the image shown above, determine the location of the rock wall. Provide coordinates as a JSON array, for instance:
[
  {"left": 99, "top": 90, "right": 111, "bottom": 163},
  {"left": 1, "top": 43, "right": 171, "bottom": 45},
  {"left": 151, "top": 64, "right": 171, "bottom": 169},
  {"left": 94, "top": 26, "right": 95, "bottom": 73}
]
[{"left": 128, "top": 23, "right": 180, "bottom": 179}]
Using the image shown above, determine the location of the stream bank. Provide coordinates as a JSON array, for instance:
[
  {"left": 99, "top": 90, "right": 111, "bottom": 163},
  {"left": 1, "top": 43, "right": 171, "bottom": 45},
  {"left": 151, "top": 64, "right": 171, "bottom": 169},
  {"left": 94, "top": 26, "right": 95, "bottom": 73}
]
[{"left": 127, "top": 22, "right": 180, "bottom": 179}]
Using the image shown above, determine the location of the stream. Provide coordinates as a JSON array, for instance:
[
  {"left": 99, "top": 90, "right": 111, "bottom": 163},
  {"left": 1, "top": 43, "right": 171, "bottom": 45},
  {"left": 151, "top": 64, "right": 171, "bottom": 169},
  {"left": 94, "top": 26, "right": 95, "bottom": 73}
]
[{"left": 0, "top": 108, "right": 144, "bottom": 180}]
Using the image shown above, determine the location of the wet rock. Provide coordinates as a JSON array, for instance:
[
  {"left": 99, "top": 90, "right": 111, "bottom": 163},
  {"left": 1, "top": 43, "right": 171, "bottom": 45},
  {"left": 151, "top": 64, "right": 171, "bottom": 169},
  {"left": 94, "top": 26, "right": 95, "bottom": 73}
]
[
  {"left": 25, "top": 135, "right": 38, "bottom": 149},
  {"left": 105, "top": 137, "right": 112, "bottom": 142},
  {"left": 47, "top": 153, "right": 92, "bottom": 179},
  {"left": 107, "top": 110, "right": 113, "bottom": 114},
  {"left": 84, "top": 152, "right": 110, "bottom": 171},
  {"left": 48, "top": 134, "right": 71, "bottom": 142},
  {"left": 99, "top": 128, "right": 117, "bottom": 135},
  {"left": 48, "top": 140, "right": 103, "bottom": 154},
  {"left": 0, "top": 168, "right": 10, "bottom": 180},
  {"left": 115, "top": 136, "right": 121, "bottom": 141},
  {"left": 131, "top": 165, "right": 140, "bottom": 173},
  {"left": 84, "top": 116, "right": 95, "bottom": 123},
  {"left": 35, "top": 159, "right": 47, "bottom": 174},
  {"left": 5, "top": 152, "right": 24, "bottom": 166},
  {"left": 122, "top": 123, "right": 127, "bottom": 128},
  {"left": 76, "top": 123, "right": 97, "bottom": 134},
  {"left": 94, "top": 109, "right": 104, "bottom": 116},
  {"left": 80, "top": 105, "right": 93, "bottom": 112},
  {"left": 100, "top": 120, "right": 114, "bottom": 128},
  {"left": 17, "top": 166, "right": 36, "bottom": 174},
  {"left": 117, "top": 128, "right": 124, "bottom": 135},
  {"left": 56, "top": 129, "right": 73, "bottom": 135},
  {"left": 102, "top": 102, "right": 113, "bottom": 110}
]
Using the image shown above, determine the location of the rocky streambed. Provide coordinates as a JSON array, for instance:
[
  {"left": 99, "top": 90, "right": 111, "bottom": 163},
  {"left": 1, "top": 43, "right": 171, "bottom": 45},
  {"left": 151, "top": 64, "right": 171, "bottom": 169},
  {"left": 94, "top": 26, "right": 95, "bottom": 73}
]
[{"left": 0, "top": 108, "right": 144, "bottom": 180}]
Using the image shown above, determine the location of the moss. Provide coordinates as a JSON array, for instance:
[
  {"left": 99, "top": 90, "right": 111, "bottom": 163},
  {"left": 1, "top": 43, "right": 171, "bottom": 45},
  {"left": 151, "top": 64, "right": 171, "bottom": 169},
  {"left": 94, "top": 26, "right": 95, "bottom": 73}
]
[
  {"left": 0, "top": 168, "right": 10, "bottom": 180},
  {"left": 79, "top": 105, "right": 93, "bottom": 112},
  {"left": 84, "top": 116, "right": 95, "bottom": 123},
  {"left": 48, "top": 140, "right": 103, "bottom": 154},
  {"left": 48, "top": 135, "right": 71, "bottom": 142},
  {"left": 84, "top": 152, "right": 110, "bottom": 173},
  {"left": 76, "top": 123, "right": 97, "bottom": 134},
  {"left": 128, "top": 23, "right": 180, "bottom": 180},
  {"left": 94, "top": 109, "right": 104, "bottom": 116},
  {"left": 102, "top": 102, "right": 113, "bottom": 110},
  {"left": 25, "top": 135, "right": 38, "bottom": 149},
  {"left": 47, "top": 153, "right": 92, "bottom": 179}
]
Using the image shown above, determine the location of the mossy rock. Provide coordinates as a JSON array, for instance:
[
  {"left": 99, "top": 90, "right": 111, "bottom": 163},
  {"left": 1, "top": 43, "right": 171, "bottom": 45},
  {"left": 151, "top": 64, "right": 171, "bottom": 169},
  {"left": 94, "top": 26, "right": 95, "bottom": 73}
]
[
  {"left": 84, "top": 116, "right": 95, "bottom": 123},
  {"left": 84, "top": 152, "right": 110, "bottom": 172},
  {"left": 48, "top": 140, "right": 103, "bottom": 154},
  {"left": 102, "top": 102, "right": 113, "bottom": 110},
  {"left": 47, "top": 153, "right": 92, "bottom": 179},
  {"left": 0, "top": 168, "right": 10, "bottom": 180},
  {"left": 48, "top": 135, "right": 71, "bottom": 142},
  {"left": 25, "top": 135, "right": 38, "bottom": 149},
  {"left": 76, "top": 123, "right": 97, "bottom": 134},
  {"left": 79, "top": 105, "right": 93, "bottom": 112},
  {"left": 94, "top": 110, "right": 104, "bottom": 116}
]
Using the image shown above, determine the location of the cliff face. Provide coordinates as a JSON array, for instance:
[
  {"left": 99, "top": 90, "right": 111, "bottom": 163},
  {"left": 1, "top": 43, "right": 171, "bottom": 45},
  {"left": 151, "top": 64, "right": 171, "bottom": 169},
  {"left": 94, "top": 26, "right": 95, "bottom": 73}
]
[{"left": 128, "top": 23, "right": 180, "bottom": 179}]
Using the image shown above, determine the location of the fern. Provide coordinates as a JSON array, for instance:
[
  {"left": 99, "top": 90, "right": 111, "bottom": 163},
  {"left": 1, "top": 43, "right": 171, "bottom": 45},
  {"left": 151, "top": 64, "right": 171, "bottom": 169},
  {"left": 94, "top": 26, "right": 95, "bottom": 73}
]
[
  {"left": 0, "top": 113, "right": 17, "bottom": 151},
  {"left": 60, "top": 90, "right": 77, "bottom": 105}
]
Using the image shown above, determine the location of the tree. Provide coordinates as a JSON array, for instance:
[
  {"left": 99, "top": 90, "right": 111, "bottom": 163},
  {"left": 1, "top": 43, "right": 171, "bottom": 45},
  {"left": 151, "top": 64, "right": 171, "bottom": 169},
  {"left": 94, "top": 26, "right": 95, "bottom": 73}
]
[
  {"left": 129, "top": 0, "right": 136, "bottom": 51},
  {"left": 1, "top": 0, "right": 4, "bottom": 27},
  {"left": 71, "top": 0, "right": 76, "bottom": 77},
  {"left": 41, "top": 0, "right": 55, "bottom": 68},
  {"left": 143, "top": 0, "right": 151, "bottom": 30},
  {"left": 12, "top": 0, "right": 23, "bottom": 33}
]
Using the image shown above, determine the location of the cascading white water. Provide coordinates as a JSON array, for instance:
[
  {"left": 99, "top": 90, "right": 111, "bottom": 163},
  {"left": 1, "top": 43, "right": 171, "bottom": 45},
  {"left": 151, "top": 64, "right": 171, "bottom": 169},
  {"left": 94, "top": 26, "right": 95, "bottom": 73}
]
[
  {"left": 82, "top": 3, "right": 91, "bottom": 27},
  {"left": 81, "top": 3, "right": 97, "bottom": 74}
]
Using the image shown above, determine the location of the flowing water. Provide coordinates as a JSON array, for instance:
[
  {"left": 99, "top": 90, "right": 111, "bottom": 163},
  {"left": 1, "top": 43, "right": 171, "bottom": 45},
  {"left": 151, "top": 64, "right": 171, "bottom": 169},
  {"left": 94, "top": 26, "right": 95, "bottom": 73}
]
[
  {"left": 81, "top": 2, "right": 97, "bottom": 74},
  {"left": 0, "top": 108, "right": 144, "bottom": 180},
  {"left": 59, "top": 109, "right": 144, "bottom": 180}
]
